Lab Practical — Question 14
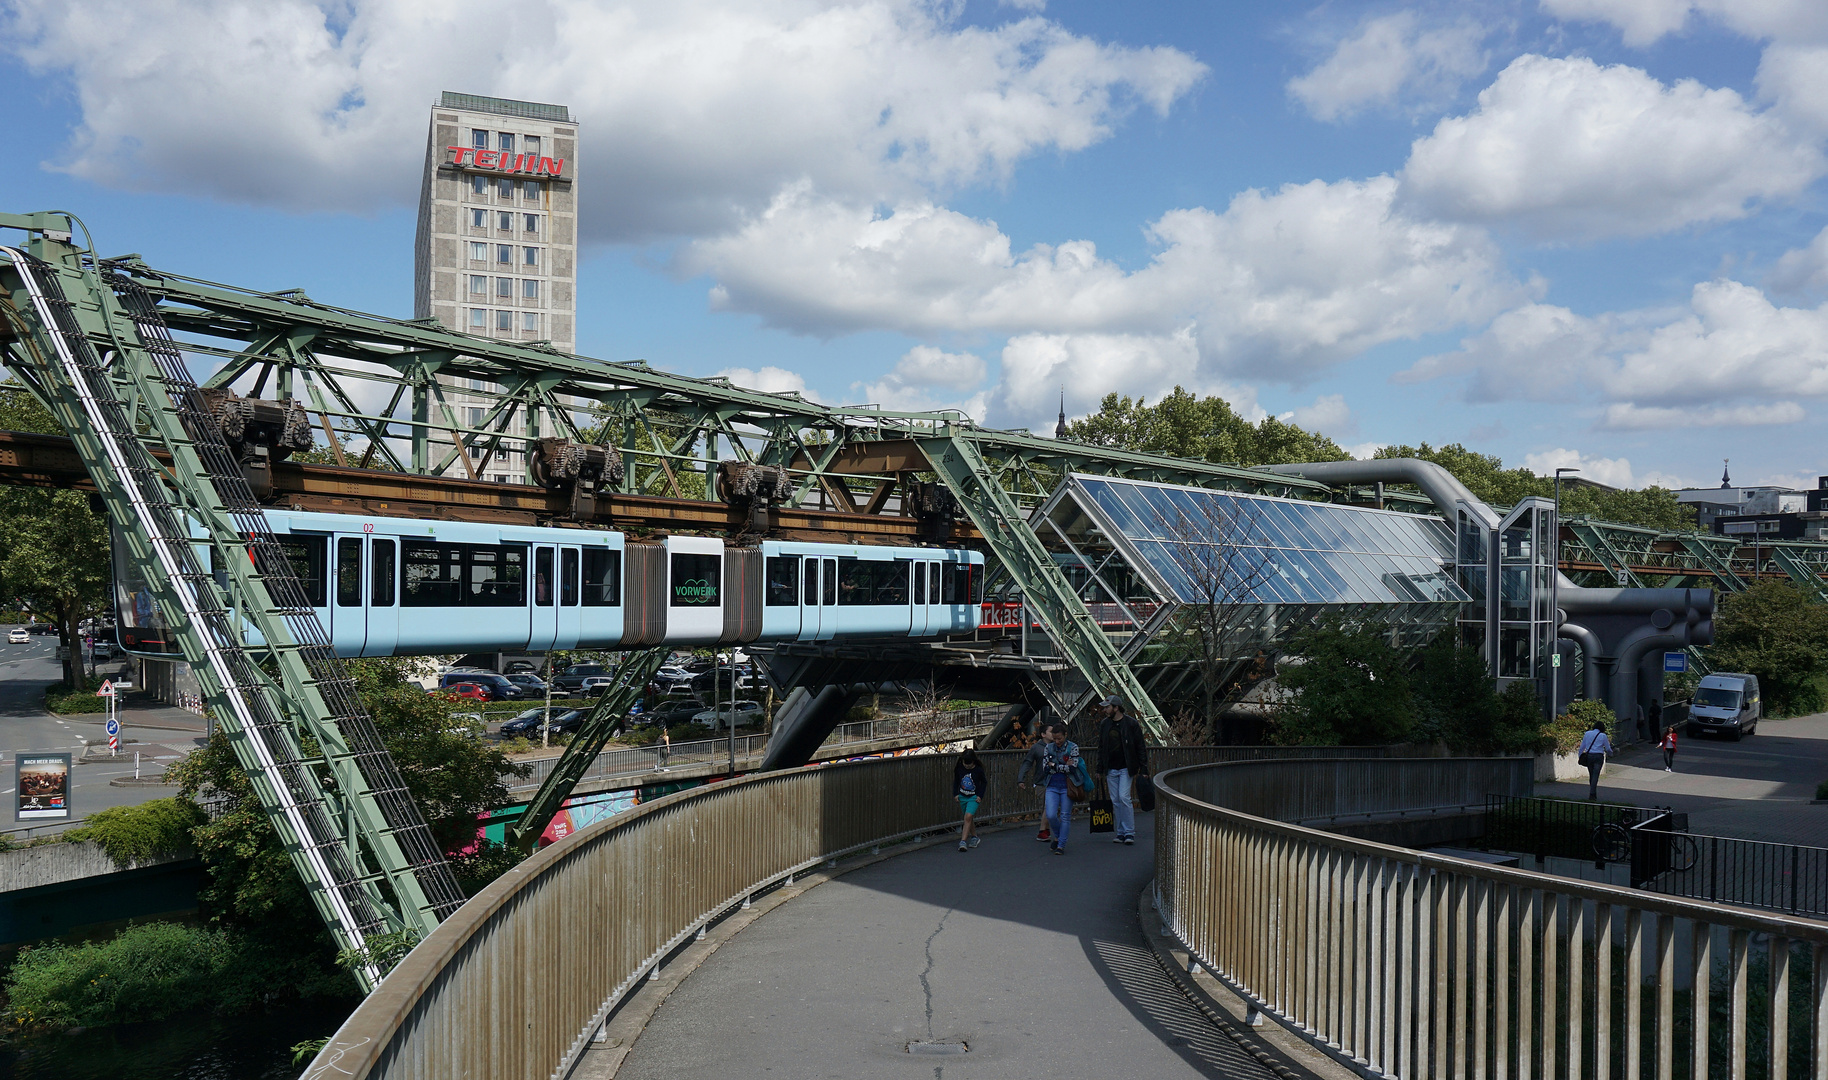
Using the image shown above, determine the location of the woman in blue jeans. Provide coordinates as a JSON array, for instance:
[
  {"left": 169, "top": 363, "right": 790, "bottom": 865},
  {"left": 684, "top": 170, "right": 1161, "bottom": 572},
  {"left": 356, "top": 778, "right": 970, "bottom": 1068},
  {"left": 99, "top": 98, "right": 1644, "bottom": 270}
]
[{"left": 1040, "top": 725, "right": 1082, "bottom": 854}]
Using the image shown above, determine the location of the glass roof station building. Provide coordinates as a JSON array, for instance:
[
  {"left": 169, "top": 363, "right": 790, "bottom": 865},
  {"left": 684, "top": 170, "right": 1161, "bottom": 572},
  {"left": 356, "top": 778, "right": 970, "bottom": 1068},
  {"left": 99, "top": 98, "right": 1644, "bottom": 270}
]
[{"left": 1022, "top": 474, "right": 1476, "bottom": 706}]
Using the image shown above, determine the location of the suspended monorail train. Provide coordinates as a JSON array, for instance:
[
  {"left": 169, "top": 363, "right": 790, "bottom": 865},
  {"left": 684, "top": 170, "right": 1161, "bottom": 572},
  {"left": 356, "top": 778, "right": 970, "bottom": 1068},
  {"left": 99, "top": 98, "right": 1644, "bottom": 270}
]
[{"left": 115, "top": 510, "right": 984, "bottom": 659}]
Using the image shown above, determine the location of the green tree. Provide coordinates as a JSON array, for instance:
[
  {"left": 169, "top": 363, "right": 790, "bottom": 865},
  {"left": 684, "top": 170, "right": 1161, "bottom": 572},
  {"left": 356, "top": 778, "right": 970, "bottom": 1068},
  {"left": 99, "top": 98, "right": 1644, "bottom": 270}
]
[
  {"left": 164, "top": 657, "right": 528, "bottom": 944},
  {"left": 1064, "top": 387, "right": 1350, "bottom": 466},
  {"left": 0, "top": 382, "right": 113, "bottom": 688},
  {"left": 1410, "top": 635, "right": 1498, "bottom": 746},
  {"left": 1705, "top": 581, "right": 1828, "bottom": 716},
  {"left": 1274, "top": 619, "right": 1415, "bottom": 745}
]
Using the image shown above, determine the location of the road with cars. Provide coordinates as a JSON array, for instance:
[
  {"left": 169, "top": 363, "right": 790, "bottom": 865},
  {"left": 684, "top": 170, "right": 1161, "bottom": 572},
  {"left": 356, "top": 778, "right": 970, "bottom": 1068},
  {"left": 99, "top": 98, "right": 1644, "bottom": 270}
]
[{"left": 0, "top": 625, "right": 205, "bottom": 829}]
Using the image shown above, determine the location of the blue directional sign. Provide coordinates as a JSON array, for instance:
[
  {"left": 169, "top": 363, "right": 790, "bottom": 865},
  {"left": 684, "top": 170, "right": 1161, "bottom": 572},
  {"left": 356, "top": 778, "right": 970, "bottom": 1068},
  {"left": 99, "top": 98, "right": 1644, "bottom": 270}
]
[
  {"left": 105, "top": 717, "right": 120, "bottom": 736},
  {"left": 1664, "top": 653, "right": 1689, "bottom": 674}
]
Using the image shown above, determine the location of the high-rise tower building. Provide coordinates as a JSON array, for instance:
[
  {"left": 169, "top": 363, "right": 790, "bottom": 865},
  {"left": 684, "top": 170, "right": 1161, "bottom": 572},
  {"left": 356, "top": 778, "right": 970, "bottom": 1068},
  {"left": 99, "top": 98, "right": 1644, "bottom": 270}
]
[{"left": 414, "top": 92, "right": 578, "bottom": 481}]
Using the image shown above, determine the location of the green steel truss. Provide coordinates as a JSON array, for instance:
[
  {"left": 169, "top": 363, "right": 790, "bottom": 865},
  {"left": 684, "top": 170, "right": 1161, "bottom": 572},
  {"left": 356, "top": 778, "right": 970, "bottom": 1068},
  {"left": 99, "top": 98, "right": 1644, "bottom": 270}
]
[{"left": 0, "top": 215, "right": 462, "bottom": 990}]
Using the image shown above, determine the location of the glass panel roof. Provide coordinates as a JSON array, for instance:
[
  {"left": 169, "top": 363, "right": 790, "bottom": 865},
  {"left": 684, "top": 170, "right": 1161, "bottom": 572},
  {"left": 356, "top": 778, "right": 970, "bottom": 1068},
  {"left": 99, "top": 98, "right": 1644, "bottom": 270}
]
[{"left": 1068, "top": 475, "right": 1466, "bottom": 607}]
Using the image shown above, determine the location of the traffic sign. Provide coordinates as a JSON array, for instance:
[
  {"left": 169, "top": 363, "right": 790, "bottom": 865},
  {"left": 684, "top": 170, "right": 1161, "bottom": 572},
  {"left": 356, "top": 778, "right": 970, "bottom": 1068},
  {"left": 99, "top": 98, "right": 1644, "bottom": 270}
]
[
  {"left": 105, "top": 717, "right": 119, "bottom": 736},
  {"left": 1664, "top": 653, "right": 1689, "bottom": 674},
  {"left": 1551, "top": 652, "right": 1561, "bottom": 668},
  {"left": 95, "top": 680, "right": 114, "bottom": 698},
  {"left": 108, "top": 734, "right": 119, "bottom": 752}
]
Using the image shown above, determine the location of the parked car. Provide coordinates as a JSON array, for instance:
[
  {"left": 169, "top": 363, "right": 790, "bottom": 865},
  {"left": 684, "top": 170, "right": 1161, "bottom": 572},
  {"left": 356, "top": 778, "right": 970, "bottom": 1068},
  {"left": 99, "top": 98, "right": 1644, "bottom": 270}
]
[
  {"left": 437, "top": 671, "right": 522, "bottom": 701},
  {"left": 644, "top": 700, "right": 707, "bottom": 727},
  {"left": 692, "top": 700, "right": 766, "bottom": 730},
  {"left": 503, "top": 660, "right": 540, "bottom": 675},
  {"left": 499, "top": 707, "right": 584, "bottom": 737},
  {"left": 552, "top": 664, "right": 609, "bottom": 695},
  {"left": 505, "top": 673, "right": 549, "bottom": 695},
  {"left": 580, "top": 675, "right": 618, "bottom": 696},
  {"left": 438, "top": 682, "right": 490, "bottom": 703},
  {"left": 30, "top": 623, "right": 54, "bottom": 635},
  {"left": 1687, "top": 672, "right": 1761, "bottom": 740},
  {"left": 653, "top": 666, "right": 693, "bottom": 686},
  {"left": 8, "top": 628, "right": 28, "bottom": 644}
]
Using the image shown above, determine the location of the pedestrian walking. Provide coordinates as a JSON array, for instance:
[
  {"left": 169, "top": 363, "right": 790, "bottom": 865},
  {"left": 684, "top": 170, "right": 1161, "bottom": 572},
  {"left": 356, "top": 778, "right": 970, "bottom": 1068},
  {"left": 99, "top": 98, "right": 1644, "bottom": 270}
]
[
  {"left": 1659, "top": 725, "right": 1678, "bottom": 772},
  {"left": 1039, "top": 724, "right": 1082, "bottom": 854},
  {"left": 955, "top": 748, "right": 987, "bottom": 852},
  {"left": 1095, "top": 695, "right": 1149, "bottom": 846},
  {"left": 1017, "top": 721, "right": 1056, "bottom": 842},
  {"left": 1577, "top": 719, "right": 1614, "bottom": 800}
]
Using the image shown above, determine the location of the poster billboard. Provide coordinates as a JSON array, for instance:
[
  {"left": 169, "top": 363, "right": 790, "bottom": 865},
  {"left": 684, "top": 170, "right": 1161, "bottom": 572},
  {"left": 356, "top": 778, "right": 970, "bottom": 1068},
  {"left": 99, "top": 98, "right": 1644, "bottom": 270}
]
[{"left": 16, "top": 753, "right": 71, "bottom": 820}]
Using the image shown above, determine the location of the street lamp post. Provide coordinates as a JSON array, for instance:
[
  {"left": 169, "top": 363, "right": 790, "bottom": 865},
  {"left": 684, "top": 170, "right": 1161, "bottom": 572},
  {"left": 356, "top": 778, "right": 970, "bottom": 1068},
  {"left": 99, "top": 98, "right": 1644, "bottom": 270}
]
[{"left": 1552, "top": 468, "right": 1580, "bottom": 716}]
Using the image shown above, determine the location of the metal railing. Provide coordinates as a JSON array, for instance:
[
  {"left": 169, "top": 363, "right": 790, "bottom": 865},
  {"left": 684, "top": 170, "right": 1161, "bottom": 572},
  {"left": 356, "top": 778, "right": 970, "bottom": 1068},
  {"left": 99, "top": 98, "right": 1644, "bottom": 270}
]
[
  {"left": 1639, "top": 829, "right": 1828, "bottom": 920},
  {"left": 308, "top": 744, "right": 1410, "bottom": 1079},
  {"left": 1482, "top": 794, "right": 1671, "bottom": 863},
  {"left": 1156, "top": 759, "right": 1828, "bottom": 1080},
  {"left": 504, "top": 707, "right": 1004, "bottom": 793}
]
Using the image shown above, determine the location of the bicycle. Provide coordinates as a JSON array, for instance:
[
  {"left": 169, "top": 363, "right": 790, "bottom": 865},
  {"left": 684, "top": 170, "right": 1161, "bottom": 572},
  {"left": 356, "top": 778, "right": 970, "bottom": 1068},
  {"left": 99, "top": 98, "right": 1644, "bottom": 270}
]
[{"left": 1592, "top": 822, "right": 1631, "bottom": 863}]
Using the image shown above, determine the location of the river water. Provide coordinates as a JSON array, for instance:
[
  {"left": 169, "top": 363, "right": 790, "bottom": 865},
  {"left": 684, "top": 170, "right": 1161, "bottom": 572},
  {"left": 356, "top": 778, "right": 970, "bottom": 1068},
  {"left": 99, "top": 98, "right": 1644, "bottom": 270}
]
[{"left": 0, "top": 1001, "right": 353, "bottom": 1080}]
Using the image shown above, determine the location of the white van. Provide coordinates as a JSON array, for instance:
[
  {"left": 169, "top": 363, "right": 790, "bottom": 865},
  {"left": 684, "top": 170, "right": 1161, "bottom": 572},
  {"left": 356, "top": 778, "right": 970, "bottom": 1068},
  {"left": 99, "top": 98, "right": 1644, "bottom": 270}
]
[{"left": 1686, "top": 673, "right": 1761, "bottom": 740}]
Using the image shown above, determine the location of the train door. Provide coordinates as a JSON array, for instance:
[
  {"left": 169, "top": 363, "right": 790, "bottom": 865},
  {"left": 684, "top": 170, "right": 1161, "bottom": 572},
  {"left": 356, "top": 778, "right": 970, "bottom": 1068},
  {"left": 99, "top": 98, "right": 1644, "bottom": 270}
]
[
  {"left": 799, "top": 555, "right": 821, "bottom": 640},
  {"left": 331, "top": 535, "right": 367, "bottom": 656},
  {"left": 913, "top": 560, "right": 939, "bottom": 637},
  {"left": 529, "top": 545, "right": 558, "bottom": 652},
  {"left": 819, "top": 556, "right": 838, "bottom": 641},
  {"left": 909, "top": 559, "right": 928, "bottom": 637},
  {"left": 366, "top": 535, "right": 398, "bottom": 655},
  {"left": 555, "top": 546, "right": 582, "bottom": 649}
]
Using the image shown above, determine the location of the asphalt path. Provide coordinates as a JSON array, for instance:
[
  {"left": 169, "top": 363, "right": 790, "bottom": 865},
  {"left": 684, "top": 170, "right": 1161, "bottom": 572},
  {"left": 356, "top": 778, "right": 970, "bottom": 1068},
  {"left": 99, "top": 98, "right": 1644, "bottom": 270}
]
[
  {"left": 616, "top": 811, "right": 1278, "bottom": 1080},
  {"left": 0, "top": 625, "right": 202, "bottom": 827}
]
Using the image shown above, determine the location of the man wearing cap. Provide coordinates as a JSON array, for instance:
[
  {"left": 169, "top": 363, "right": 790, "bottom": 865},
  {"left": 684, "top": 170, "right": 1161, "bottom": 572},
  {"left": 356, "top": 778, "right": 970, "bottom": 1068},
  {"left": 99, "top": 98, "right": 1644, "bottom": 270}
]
[{"left": 1095, "top": 696, "right": 1149, "bottom": 846}]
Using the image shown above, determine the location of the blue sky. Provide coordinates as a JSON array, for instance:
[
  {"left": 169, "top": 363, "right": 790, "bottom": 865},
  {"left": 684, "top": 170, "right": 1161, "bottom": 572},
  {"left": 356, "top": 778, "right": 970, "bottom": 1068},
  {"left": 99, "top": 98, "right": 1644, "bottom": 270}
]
[{"left": 5, "top": 0, "right": 1828, "bottom": 491}]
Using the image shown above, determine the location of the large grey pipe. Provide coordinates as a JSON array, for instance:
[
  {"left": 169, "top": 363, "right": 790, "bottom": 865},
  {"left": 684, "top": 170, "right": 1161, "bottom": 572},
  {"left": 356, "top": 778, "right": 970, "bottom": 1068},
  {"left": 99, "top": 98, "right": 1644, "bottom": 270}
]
[
  {"left": 1260, "top": 458, "right": 1499, "bottom": 527},
  {"left": 1557, "top": 619, "right": 1602, "bottom": 700}
]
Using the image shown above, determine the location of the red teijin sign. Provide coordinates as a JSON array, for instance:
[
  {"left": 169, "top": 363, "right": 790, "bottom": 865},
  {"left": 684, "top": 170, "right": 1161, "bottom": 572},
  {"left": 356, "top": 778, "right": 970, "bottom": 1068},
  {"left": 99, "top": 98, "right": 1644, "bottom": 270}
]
[{"left": 447, "top": 147, "right": 566, "bottom": 177}]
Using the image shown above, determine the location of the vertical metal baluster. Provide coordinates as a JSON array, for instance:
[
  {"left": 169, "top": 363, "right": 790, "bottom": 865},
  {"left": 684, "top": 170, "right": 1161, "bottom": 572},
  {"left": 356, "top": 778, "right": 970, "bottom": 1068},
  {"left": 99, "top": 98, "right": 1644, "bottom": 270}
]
[
  {"left": 1656, "top": 914, "right": 1675, "bottom": 1080},
  {"left": 1729, "top": 927, "right": 1749, "bottom": 1080},
  {"left": 1693, "top": 922, "right": 1712, "bottom": 1080},
  {"left": 1520, "top": 888, "right": 1536, "bottom": 1080},
  {"left": 1568, "top": 898, "right": 1587, "bottom": 1080},
  {"left": 1544, "top": 892, "right": 1560, "bottom": 1080},
  {"left": 1454, "top": 875, "right": 1469, "bottom": 1080},
  {"left": 1413, "top": 868, "right": 1430, "bottom": 1077},
  {"left": 1769, "top": 935, "right": 1790, "bottom": 1080},
  {"left": 1474, "top": 879, "right": 1491, "bottom": 1080},
  {"left": 1812, "top": 941, "right": 1827, "bottom": 1080},
  {"left": 1627, "top": 908, "right": 1644, "bottom": 1080},
  {"left": 1597, "top": 903, "right": 1614, "bottom": 1080},
  {"left": 1435, "top": 871, "right": 1451, "bottom": 1080},
  {"left": 1495, "top": 884, "right": 1512, "bottom": 1080}
]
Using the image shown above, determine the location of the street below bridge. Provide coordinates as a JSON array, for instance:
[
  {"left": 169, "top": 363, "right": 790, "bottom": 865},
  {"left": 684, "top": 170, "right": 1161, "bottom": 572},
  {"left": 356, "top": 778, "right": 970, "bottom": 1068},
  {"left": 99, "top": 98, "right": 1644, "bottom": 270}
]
[
  {"left": 0, "top": 626, "right": 205, "bottom": 827},
  {"left": 603, "top": 812, "right": 1297, "bottom": 1080}
]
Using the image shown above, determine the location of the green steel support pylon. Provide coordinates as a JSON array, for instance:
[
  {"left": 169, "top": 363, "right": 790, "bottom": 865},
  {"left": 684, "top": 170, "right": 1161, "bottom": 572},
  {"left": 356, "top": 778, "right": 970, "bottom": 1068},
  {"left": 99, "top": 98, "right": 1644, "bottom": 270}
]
[
  {"left": 508, "top": 647, "right": 671, "bottom": 854},
  {"left": 0, "top": 216, "right": 461, "bottom": 990},
  {"left": 921, "top": 432, "right": 1167, "bottom": 739},
  {"left": 1771, "top": 546, "right": 1828, "bottom": 604}
]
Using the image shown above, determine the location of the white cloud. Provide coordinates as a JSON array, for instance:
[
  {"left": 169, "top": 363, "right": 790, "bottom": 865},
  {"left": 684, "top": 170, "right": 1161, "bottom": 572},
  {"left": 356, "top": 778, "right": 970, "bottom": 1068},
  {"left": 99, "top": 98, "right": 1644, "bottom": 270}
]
[
  {"left": 1539, "top": 0, "right": 1828, "bottom": 46},
  {"left": 852, "top": 345, "right": 990, "bottom": 417},
  {"left": 1770, "top": 225, "right": 1828, "bottom": 295},
  {"left": 1400, "top": 55, "right": 1823, "bottom": 241},
  {"left": 1402, "top": 279, "right": 1828, "bottom": 429},
  {"left": 1345, "top": 440, "right": 1388, "bottom": 460},
  {"left": 1758, "top": 44, "right": 1828, "bottom": 139},
  {"left": 1602, "top": 402, "right": 1806, "bottom": 429},
  {"left": 689, "top": 176, "right": 1525, "bottom": 389},
  {"left": 1279, "top": 393, "right": 1358, "bottom": 437},
  {"left": 2, "top": 0, "right": 1205, "bottom": 242},
  {"left": 1524, "top": 447, "right": 1637, "bottom": 488},
  {"left": 1287, "top": 12, "right": 1486, "bottom": 122},
  {"left": 993, "top": 328, "right": 1268, "bottom": 430},
  {"left": 711, "top": 365, "right": 810, "bottom": 396}
]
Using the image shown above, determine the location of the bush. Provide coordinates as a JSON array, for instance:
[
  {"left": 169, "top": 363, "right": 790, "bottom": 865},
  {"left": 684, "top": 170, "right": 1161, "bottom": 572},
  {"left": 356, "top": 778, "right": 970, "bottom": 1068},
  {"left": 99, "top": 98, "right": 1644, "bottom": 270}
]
[
  {"left": 1546, "top": 699, "right": 1618, "bottom": 755},
  {"left": 1274, "top": 618, "right": 1414, "bottom": 746},
  {"left": 3, "top": 922, "right": 356, "bottom": 1030},
  {"left": 1490, "top": 681, "right": 1555, "bottom": 755},
  {"left": 64, "top": 798, "right": 203, "bottom": 864},
  {"left": 44, "top": 684, "right": 106, "bottom": 715}
]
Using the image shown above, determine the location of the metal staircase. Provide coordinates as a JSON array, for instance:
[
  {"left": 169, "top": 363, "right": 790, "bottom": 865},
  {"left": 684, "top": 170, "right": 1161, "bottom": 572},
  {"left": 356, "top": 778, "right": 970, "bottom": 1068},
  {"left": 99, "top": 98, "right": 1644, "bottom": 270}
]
[{"left": 0, "top": 219, "right": 460, "bottom": 989}]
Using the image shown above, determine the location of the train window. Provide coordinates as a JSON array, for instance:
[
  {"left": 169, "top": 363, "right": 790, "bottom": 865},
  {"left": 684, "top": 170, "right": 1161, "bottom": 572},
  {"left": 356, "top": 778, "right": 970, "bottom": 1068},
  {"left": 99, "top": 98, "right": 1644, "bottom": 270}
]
[
  {"left": 941, "top": 561, "right": 967, "bottom": 604},
  {"left": 913, "top": 561, "right": 926, "bottom": 605},
  {"left": 403, "top": 542, "right": 462, "bottom": 606},
  {"left": 766, "top": 557, "right": 799, "bottom": 606},
  {"left": 822, "top": 558, "right": 836, "bottom": 606},
  {"left": 534, "top": 547, "right": 554, "bottom": 607},
  {"left": 371, "top": 539, "right": 396, "bottom": 607},
  {"left": 337, "top": 539, "right": 363, "bottom": 606},
  {"left": 803, "top": 558, "right": 818, "bottom": 606},
  {"left": 274, "top": 535, "right": 327, "bottom": 607},
  {"left": 929, "top": 562, "right": 941, "bottom": 604},
  {"left": 835, "top": 558, "right": 913, "bottom": 606},
  {"left": 560, "top": 548, "right": 579, "bottom": 606},
  {"left": 670, "top": 553, "right": 721, "bottom": 607},
  {"left": 467, "top": 546, "right": 527, "bottom": 606},
  {"left": 582, "top": 548, "right": 621, "bottom": 606}
]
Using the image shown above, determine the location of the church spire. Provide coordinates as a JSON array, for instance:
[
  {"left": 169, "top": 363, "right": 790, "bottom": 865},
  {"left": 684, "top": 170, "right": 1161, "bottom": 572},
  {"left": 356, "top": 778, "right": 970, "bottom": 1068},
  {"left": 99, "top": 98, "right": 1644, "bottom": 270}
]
[
  {"left": 1055, "top": 389, "right": 1068, "bottom": 440},
  {"left": 1721, "top": 458, "right": 1732, "bottom": 489}
]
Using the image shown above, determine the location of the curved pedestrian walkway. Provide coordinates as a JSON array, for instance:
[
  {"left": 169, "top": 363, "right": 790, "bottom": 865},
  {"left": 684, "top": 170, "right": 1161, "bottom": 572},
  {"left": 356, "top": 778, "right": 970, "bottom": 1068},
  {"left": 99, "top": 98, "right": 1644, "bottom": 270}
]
[{"left": 608, "top": 813, "right": 1282, "bottom": 1079}]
